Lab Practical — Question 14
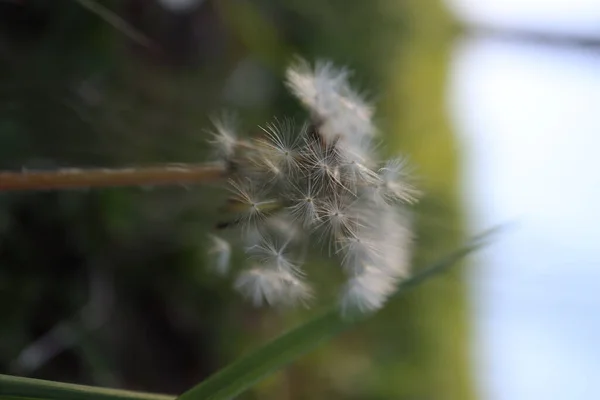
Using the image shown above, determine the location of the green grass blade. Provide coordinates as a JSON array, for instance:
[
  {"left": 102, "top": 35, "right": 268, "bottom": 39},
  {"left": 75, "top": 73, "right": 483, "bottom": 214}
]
[
  {"left": 177, "top": 228, "right": 499, "bottom": 400},
  {"left": 0, "top": 374, "right": 174, "bottom": 400}
]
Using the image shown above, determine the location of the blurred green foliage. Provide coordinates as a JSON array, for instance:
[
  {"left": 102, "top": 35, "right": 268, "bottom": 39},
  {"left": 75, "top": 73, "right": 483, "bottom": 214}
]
[{"left": 0, "top": 0, "right": 471, "bottom": 399}]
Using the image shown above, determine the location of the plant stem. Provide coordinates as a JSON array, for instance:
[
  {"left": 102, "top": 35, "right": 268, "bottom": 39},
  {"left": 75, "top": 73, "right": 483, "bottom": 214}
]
[
  {"left": 0, "top": 164, "right": 227, "bottom": 192},
  {"left": 72, "top": 0, "right": 155, "bottom": 49},
  {"left": 0, "top": 374, "right": 175, "bottom": 400}
]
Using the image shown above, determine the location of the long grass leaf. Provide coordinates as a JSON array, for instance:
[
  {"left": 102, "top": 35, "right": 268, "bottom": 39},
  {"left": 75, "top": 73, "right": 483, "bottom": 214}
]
[
  {"left": 177, "top": 227, "right": 499, "bottom": 400},
  {"left": 0, "top": 374, "right": 174, "bottom": 400}
]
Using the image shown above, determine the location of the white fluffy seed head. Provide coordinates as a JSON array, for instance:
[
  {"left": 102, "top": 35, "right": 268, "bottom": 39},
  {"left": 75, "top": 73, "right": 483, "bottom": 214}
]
[{"left": 209, "top": 58, "right": 418, "bottom": 315}]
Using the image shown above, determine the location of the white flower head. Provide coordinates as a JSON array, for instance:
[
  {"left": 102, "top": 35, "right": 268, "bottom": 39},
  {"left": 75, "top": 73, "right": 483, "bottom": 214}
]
[{"left": 209, "top": 57, "right": 418, "bottom": 315}]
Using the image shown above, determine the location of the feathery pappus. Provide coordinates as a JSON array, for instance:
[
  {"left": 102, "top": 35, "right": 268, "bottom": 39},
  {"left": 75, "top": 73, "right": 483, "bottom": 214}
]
[{"left": 206, "top": 58, "right": 419, "bottom": 314}]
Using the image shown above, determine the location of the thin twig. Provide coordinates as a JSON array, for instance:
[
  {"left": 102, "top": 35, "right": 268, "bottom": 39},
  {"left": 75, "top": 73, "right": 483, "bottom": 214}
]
[
  {"left": 0, "top": 163, "right": 227, "bottom": 192},
  {"left": 72, "top": 0, "right": 155, "bottom": 49}
]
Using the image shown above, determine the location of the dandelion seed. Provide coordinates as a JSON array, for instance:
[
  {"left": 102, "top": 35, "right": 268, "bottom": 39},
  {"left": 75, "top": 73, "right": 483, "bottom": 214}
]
[
  {"left": 264, "top": 215, "right": 303, "bottom": 243},
  {"left": 280, "top": 274, "right": 313, "bottom": 307},
  {"left": 375, "top": 206, "right": 413, "bottom": 277},
  {"left": 235, "top": 267, "right": 286, "bottom": 306},
  {"left": 248, "top": 237, "right": 303, "bottom": 276},
  {"left": 227, "top": 179, "right": 279, "bottom": 227},
  {"left": 249, "top": 155, "right": 284, "bottom": 184},
  {"left": 340, "top": 267, "right": 398, "bottom": 314},
  {"left": 286, "top": 59, "right": 375, "bottom": 145},
  {"left": 286, "top": 179, "right": 320, "bottom": 227},
  {"left": 256, "top": 119, "right": 303, "bottom": 175},
  {"left": 207, "top": 115, "right": 238, "bottom": 160},
  {"left": 316, "top": 197, "right": 360, "bottom": 245},
  {"left": 336, "top": 230, "right": 383, "bottom": 274},
  {"left": 341, "top": 159, "right": 380, "bottom": 191},
  {"left": 285, "top": 59, "right": 349, "bottom": 116},
  {"left": 206, "top": 235, "right": 231, "bottom": 275},
  {"left": 303, "top": 138, "right": 345, "bottom": 193},
  {"left": 242, "top": 215, "right": 302, "bottom": 250},
  {"left": 377, "top": 158, "right": 420, "bottom": 205},
  {"left": 235, "top": 267, "right": 310, "bottom": 307}
]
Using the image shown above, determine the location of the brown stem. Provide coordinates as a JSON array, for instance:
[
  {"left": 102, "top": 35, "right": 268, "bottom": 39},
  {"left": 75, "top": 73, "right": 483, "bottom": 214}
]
[{"left": 0, "top": 163, "right": 227, "bottom": 192}]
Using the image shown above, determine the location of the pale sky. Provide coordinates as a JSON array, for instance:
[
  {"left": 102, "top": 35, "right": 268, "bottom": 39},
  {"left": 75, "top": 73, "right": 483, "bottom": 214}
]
[
  {"left": 445, "top": 1, "right": 600, "bottom": 399},
  {"left": 447, "top": 0, "right": 600, "bottom": 35}
]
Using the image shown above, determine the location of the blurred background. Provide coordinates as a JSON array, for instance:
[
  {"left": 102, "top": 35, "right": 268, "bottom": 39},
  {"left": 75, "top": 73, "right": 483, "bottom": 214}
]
[{"left": 0, "top": 1, "right": 598, "bottom": 399}]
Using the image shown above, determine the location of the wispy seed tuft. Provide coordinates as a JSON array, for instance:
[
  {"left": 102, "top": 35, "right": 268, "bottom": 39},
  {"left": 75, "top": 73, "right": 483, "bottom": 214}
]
[{"left": 206, "top": 58, "right": 419, "bottom": 314}]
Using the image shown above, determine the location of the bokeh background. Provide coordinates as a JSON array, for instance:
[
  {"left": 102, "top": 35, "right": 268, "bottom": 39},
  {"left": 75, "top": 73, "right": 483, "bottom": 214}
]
[{"left": 0, "top": 1, "right": 598, "bottom": 399}]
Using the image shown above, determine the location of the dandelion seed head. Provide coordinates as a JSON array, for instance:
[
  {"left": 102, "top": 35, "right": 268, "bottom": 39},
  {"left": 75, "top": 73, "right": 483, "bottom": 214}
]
[{"left": 209, "top": 57, "right": 418, "bottom": 314}]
